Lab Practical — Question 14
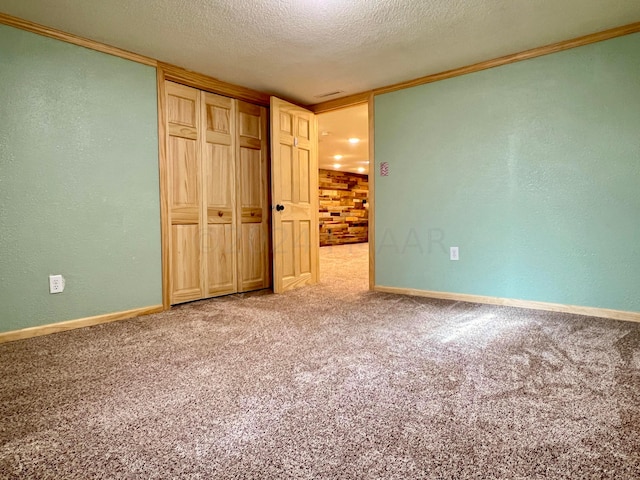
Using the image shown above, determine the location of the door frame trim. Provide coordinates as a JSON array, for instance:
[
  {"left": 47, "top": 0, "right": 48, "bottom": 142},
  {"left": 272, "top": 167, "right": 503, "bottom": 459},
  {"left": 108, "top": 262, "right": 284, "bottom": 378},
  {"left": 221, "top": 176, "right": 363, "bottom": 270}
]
[
  {"left": 367, "top": 94, "right": 375, "bottom": 290},
  {"left": 156, "top": 70, "right": 171, "bottom": 310},
  {"left": 314, "top": 97, "right": 376, "bottom": 291}
]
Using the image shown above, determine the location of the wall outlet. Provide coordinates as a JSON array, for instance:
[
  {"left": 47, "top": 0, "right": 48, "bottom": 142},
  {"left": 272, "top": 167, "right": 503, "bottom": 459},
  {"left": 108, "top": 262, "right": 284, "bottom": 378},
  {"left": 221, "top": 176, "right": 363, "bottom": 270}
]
[
  {"left": 450, "top": 247, "right": 459, "bottom": 261},
  {"left": 49, "top": 274, "right": 65, "bottom": 294}
]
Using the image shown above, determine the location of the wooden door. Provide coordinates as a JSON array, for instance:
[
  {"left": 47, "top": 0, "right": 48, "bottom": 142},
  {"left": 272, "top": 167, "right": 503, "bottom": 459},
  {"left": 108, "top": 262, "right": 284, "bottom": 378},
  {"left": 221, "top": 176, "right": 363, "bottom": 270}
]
[
  {"left": 164, "top": 81, "right": 272, "bottom": 304},
  {"left": 202, "top": 92, "right": 237, "bottom": 297},
  {"left": 166, "top": 82, "right": 204, "bottom": 303},
  {"left": 236, "top": 100, "right": 270, "bottom": 292},
  {"left": 270, "top": 97, "right": 319, "bottom": 293}
]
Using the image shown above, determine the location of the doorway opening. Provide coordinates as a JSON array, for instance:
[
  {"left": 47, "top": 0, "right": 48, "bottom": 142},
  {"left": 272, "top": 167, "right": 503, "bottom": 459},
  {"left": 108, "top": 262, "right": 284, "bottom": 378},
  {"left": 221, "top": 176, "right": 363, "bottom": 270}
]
[{"left": 316, "top": 103, "right": 370, "bottom": 289}]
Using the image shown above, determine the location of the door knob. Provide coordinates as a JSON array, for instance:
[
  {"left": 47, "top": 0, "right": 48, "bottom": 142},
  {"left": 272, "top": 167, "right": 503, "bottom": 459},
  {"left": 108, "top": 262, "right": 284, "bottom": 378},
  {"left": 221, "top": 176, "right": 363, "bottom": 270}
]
[{"left": 276, "top": 204, "right": 285, "bottom": 212}]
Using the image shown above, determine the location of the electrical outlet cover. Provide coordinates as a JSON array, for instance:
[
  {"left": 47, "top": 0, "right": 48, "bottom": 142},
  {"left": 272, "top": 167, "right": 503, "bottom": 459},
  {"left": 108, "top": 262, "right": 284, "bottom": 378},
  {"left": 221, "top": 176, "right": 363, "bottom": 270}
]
[{"left": 49, "top": 274, "right": 65, "bottom": 294}]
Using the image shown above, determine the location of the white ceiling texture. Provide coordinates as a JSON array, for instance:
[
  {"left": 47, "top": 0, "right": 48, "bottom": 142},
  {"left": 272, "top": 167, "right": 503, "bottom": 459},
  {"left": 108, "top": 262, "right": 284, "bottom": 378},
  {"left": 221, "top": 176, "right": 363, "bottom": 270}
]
[
  {"left": 2, "top": 0, "right": 639, "bottom": 106},
  {"left": 2, "top": 1, "right": 639, "bottom": 175}
]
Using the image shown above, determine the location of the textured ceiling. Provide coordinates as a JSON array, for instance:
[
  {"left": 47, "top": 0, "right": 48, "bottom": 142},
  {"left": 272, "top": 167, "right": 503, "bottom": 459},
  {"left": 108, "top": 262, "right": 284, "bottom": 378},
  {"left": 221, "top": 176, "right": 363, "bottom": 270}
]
[{"left": 1, "top": 1, "right": 639, "bottom": 105}]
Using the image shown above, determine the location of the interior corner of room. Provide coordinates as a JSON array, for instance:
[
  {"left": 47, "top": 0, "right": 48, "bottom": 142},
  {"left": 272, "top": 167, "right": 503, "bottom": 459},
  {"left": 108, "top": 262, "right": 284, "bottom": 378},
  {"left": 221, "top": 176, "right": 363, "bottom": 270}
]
[{"left": 1, "top": 12, "right": 640, "bottom": 342}]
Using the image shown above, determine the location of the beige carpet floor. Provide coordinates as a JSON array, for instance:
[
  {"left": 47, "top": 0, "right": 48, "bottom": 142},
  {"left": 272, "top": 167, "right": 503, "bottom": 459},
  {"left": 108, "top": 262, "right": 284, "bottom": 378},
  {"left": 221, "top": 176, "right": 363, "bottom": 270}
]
[{"left": 1, "top": 242, "right": 639, "bottom": 479}]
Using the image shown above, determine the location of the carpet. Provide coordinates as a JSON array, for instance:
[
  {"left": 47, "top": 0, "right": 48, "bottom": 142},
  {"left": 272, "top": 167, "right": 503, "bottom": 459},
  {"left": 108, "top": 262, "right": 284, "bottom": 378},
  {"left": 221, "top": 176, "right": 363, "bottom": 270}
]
[{"left": 1, "top": 243, "right": 639, "bottom": 479}]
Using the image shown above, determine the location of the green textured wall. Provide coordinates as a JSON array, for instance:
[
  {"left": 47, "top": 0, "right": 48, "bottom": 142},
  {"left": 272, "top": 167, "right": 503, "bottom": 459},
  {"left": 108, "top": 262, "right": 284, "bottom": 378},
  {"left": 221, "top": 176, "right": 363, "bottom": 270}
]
[
  {"left": 0, "top": 25, "right": 161, "bottom": 332},
  {"left": 375, "top": 33, "right": 640, "bottom": 313}
]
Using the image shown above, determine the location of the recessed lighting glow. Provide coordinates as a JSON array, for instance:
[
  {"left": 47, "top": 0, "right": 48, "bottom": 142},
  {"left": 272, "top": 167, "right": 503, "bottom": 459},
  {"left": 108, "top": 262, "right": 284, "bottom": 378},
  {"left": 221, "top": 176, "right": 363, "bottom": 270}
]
[
  {"left": 333, "top": 163, "right": 341, "bottom": 169},
  {"left": 333, "top": 154, "right": 343, "bottom": 160},
  {"left": 358, "top": 167, "right": 365, "bottom": 173},
  {"left": 348, "top": 138, "right": 360, "bottom": 144}
]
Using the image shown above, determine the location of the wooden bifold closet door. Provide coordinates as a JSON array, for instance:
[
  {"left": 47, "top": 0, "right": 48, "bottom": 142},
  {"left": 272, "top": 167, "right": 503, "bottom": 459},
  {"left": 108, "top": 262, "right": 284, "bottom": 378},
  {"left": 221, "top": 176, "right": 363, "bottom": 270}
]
[{"left": 164, "top": 81, "right": 269, "bottom": 305}]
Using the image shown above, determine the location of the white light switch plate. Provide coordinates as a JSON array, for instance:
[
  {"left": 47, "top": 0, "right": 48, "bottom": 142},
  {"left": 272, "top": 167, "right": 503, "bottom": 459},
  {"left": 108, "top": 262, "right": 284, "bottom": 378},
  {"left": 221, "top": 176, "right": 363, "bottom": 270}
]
[{"left": 450, "top": 247, "right": 459, "bottom": 261}]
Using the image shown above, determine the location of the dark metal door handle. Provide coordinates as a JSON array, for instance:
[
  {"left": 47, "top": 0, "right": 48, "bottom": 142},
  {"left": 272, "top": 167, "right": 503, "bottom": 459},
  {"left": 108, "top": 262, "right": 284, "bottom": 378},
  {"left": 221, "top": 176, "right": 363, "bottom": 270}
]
[{"left": 276, "top": 204, "right": 285, "bottom": 212}]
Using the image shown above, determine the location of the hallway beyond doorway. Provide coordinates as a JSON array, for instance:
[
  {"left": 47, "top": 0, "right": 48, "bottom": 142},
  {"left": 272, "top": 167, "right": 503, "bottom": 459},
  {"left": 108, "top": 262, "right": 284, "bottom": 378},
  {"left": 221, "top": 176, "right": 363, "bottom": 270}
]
[{"left": 320, "top": 242, "right": 369, "bottom": 291}]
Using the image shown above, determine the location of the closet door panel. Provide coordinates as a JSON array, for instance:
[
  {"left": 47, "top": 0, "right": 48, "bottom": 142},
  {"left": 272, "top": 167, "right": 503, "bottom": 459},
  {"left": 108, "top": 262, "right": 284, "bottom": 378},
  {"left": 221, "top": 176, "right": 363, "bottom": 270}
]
[
  {"left": 164, "top": 81, "right": 270, "bottom": 304},
  {"left": 241, "top": 223, "right": 267, "bottom": 290},
  {"left": 171, "top": 224, "right": 202, "bottom": 303},
  {"left": 205, "top": 143, "right": 234, "bottom": 217},
  {"left": 166, "top": 82, "right": 203, "bottom": 303},
  {"left": 202, "top": 92, "right": 237, "bottom": 296},
  {"left": 169, "top": 137, "right": 199, "bottom": 208},
  {"left": 236, "top": 101, "right": 269, "bottom": 292},
  {"left": 206, "top": 224, "right": 235, "bottom": 295},
  {"left": 240, "top": 148, "right": 262, "bottom": 207}
]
